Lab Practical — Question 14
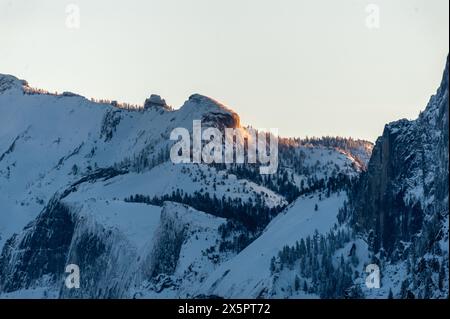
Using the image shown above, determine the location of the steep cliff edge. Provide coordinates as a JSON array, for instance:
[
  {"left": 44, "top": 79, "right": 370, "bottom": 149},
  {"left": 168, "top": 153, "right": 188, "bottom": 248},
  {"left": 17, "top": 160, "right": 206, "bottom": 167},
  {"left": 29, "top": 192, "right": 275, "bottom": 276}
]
[
  {"left": 350, "top": 56, "right": 448, "bottom": 254},
  {"left": 347, "top": 56, "right": 448, "bottom": 298}
]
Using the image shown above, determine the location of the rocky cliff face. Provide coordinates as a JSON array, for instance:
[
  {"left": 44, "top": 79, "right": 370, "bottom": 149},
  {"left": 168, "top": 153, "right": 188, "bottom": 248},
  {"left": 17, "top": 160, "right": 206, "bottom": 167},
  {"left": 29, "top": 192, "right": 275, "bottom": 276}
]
[
  {"left": 350, "top": 55, "right": 449, "bottom": 256},
  {"left": 0, "top": 197, "right": 75, "bottom": 293},
  {"left": 0, "top": 195, "right": 227, "bottom": 298},
  {"left": 186, "top": 94, "right": 241, "bottom": 130},
  {"left": 0, "top": 196, "right": 138, "bottom": 298}
]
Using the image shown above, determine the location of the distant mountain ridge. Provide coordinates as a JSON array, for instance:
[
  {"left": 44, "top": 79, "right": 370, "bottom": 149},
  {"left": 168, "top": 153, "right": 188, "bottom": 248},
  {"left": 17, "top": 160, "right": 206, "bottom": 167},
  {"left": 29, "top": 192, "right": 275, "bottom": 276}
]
[{"left": 0, "top": 55, "right": 447, "bottom": 298}]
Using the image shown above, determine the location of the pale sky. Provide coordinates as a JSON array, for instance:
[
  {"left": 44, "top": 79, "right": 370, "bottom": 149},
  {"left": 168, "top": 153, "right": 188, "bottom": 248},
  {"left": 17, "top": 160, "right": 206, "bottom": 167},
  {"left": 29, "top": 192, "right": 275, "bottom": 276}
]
[{"left": 0, "top": 0, "right": 448, "bottom": 141}]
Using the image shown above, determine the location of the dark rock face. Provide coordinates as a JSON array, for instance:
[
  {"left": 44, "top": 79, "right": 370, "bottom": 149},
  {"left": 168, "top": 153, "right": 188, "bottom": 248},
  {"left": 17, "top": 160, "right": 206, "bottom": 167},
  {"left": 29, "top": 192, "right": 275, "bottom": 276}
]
[
  {"left": 59, "top": 225, "right": 137, "bottom": 299},
  {"left": 0, "top": 197, "right": 75, "bottom": 292},
  {"left": 144, "top": 94, "right": 170, "bottom": 111},
  {"left": 350, "top": 120, "right": 425, "bottom": 253},
  {"left": 350, "top": 56, "right": 449, "bottom": 254},
  {"left": 100, "top": 109, "right": 122, "bottom": 141},
  {"left": 0, "top": 194, "right": 138, "bottom": 298},
  {"left": 202, "top": 111, "right": 241, "bottom": 131},
  {"left": 146, "top": 205, "right": 187, "bottom": 279},
  {"left": 432, "top": 58, "right": 450, "bottom": 213},
  {"left": 188, "top": 94, "right": 241, "bottom": 130}
]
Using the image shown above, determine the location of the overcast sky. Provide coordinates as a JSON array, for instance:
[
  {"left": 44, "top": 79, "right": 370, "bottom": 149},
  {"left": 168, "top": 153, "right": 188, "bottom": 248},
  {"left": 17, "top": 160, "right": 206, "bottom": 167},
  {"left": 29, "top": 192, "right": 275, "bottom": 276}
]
[{"left": 0, "top": 0, "right": 448, "bottom": 141}]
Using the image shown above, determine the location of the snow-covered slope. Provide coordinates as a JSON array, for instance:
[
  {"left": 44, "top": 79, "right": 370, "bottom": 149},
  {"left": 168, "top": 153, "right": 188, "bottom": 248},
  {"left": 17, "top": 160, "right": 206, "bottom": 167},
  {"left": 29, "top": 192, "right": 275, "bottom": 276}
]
[
  {"left": 0, "top": 73, "right": 368, "bottom": 298},
  {"left": 0, "top": 193, "right": 231, "bottom": 297},
  {"left": 198, "top": 193, "right": 345, "bottom": 298},
  {"left": 0, "top": 74, "right": 241, "bottom": 249},
  {"left": 3, "top": 60, "right": 445, "bottom": 300}
]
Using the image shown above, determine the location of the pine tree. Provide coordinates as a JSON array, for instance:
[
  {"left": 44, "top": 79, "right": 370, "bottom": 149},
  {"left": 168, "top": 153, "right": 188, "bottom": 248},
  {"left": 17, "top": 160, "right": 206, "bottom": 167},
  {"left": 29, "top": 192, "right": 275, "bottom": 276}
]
[
  {"left": 400, "top": 279, "right": 410, "bottom": 299},
  {"left": 388, "top": 288, "right": 394, "bottom": 299},
  {"left": 438, "top": 262, "right": 445, "bottom": 291},
  {"left": 71, "top": 164, "right": 79, "bottom": 175},
  {"left": 294, "top": 275, "right": 300, "bottom": 291},
  {"left": 351, "top": 253, "right": 359, "bottom": 267},
  {"left": 424, "top": 274, "right": 433, "bottom": 299},
  {"left": 270, "top": 257, "right": 276, "bottom": 274}
]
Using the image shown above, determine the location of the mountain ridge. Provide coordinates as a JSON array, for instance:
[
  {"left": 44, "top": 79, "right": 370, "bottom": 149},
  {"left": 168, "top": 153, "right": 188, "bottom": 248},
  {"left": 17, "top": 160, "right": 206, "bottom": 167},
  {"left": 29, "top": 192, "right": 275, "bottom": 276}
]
[{"left": 0, "top": 55, "right": 447, "bottom": 298}]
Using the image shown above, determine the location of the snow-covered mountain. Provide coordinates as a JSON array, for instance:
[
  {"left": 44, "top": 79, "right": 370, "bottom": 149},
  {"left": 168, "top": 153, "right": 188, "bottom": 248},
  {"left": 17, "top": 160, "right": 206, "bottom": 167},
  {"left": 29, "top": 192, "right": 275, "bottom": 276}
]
[
  {"left": 346, "top": 55, "right": 449, "bottom": 299},
  {"left": 0, "top": 55, "right": 447, "bottom": 299},
  {"left": 256, "top": 56, "right": 449, "bottom": 300}
]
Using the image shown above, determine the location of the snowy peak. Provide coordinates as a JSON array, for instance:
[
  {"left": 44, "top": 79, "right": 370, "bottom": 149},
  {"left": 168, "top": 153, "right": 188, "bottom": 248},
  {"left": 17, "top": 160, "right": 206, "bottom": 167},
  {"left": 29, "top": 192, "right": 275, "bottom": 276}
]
[
  {"left": 436, "top": 54, "right": 449, "bottom": 99},
  {"left": 0, "top": 74, "right": 27, "bottom": 93},
  {"left": 180, "top": 94, "right": 241, "bottom": 129},
  {"left": 144, "top": 94, "right": 170, "bottom": 111},
  {"left": 187, "top": 93, "right": 225, "bottom": 106},
  {"left": 183, "top": 93, "right": 233, "bottom": 115},
  {"left": 419, "top": 54, "right": 449, "bottom": 126},
  {"left": 0, "top": 72, "right": 242, "bottom": 130}
]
